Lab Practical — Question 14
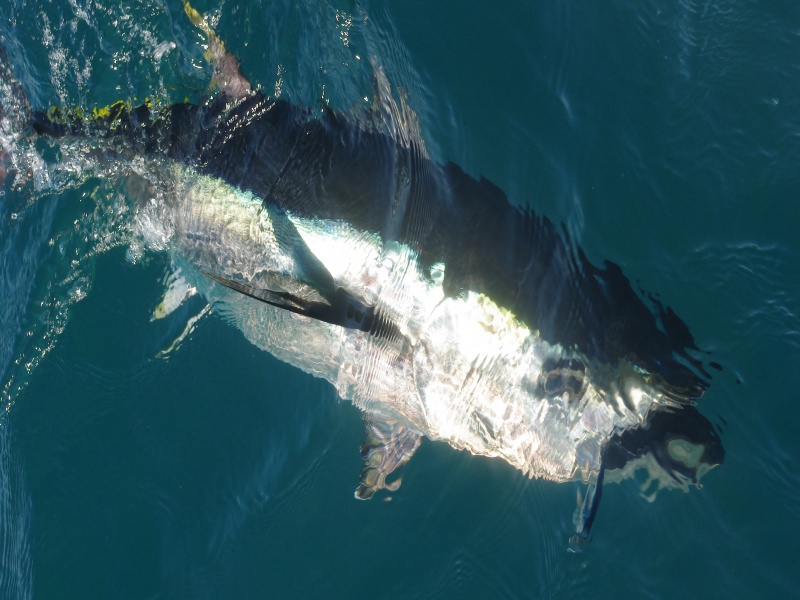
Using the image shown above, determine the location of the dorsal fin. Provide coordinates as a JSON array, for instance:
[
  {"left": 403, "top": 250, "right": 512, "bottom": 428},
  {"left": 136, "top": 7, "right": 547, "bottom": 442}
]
[{"left": 183, "top": 0, "right": 253, "bottom": 100}]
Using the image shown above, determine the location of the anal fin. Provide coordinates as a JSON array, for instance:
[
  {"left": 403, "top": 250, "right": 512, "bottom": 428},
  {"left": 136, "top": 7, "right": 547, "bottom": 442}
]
[
  {"left": 152, "top": 268, "right": 197, "bottom": 321},
  {"left": 356, "top": 418, "right": 422, "bottom": 500}
]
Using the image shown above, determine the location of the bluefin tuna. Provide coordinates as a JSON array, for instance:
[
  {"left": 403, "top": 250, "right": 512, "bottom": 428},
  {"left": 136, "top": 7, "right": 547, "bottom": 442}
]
[{"left": 0, "top": 2, "right": 723, "bottom": 548}]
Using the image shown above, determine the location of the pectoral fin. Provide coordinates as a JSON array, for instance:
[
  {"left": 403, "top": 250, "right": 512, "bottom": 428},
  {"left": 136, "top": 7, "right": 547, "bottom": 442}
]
[
  {"left": 569, "top": 465, "right": 605, "bottom": 552},
  {"left": 355, "top": 418, "right": 422, "bottom": 500},
  {"left": 204, "top": 271, "right": 383, "bottom": 334}
]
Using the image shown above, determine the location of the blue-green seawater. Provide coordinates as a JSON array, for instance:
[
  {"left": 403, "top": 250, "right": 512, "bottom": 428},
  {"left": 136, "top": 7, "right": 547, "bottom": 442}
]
[{"left": 1, "top": 0, "right": 798, "bottom": 598}]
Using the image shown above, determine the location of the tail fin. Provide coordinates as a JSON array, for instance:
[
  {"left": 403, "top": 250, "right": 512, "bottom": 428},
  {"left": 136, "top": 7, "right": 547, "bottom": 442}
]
[
  {"left": 0, "top": 42, "right": 31, "bottom": 187},
  {"left": 0, "top": 43, "right": 30, "bottom": 128}
]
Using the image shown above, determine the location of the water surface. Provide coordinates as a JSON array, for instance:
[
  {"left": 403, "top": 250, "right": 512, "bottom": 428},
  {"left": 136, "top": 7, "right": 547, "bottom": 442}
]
[{"left": 1, "top": 0, "right": 799, "bottom": 597}]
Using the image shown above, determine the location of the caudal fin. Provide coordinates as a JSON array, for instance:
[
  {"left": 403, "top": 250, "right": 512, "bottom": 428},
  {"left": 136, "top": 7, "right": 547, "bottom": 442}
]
[{"left": 0, "top": 42, "right": 31, "bottom": 187}]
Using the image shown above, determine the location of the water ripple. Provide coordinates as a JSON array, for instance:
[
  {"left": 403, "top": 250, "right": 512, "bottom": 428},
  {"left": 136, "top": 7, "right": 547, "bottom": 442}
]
[{"left": 0, "top": 423, "right": 32, "bottom": 600}]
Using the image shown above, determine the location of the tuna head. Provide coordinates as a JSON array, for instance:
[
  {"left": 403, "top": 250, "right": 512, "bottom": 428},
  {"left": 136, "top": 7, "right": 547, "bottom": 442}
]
[{"left": 406, "top": 288, "right": 668, "bottom": 484}]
